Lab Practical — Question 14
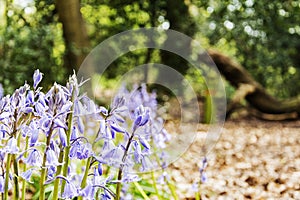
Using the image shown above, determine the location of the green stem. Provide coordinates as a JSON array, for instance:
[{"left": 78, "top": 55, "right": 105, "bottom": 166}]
[
  {"left": 52, "top": 146, "right": 64, "bottom": 200},
  {"left": 166, "top": 181, "right": 179, "bottom": 200},
  {"left": 60, "top": 145, "right": 70, "bottom": 194},
  {"left": 151, "top": 171, "right": 161, "bottom": 200},
  {"left": 133, "top": 181, "right": 150, "bottom": 200},
  {"left": 21, "top": 137, "right": 29, "bottom": 200},
  {"left": 60, "top": 89, "right": 75, "bottom": 194},
  {"left": 195, "top": 192, "right": 200, "bottom": 200},
  {"left": 4, "top": 154, "right": 12, "bottom": 200},
  {"left": 12, "top": 154, "right": 19, "bottom": 200},
  {"left": 39, "top": 122, "right": 56, "bottom": 200},
  {"left": 95, "top": 190, "right": 100, "bottom": 199},
  {"left": 115, "top": 129, "right": 136, "bottom": 200},
  {"left": 115, "top": 170, "right": 122, "bottom": 200},
  {"left": 78, "top": 156, "right": 92, "bottom": 200},
  {"left": 39, "top": 161, "right": 47, "bottom": 200}
]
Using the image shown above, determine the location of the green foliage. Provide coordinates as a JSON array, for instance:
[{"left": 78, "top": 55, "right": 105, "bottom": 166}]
[
  {"left": 80, "top": 0, "right": 168, "bottom": 79},
  {"left": 203, "top": 0, "right": 300, "bottom": 98},
  {"left": 1, "top": 0, "right": 299, "bottom": 99},
  {"left": 0, "top": 0, "right": 66, "bottom": 94}
]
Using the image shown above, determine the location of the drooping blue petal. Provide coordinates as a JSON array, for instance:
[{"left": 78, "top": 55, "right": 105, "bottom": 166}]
[
  {"left": 139, "top": 110, "right": 150, "bottom": 126},
  {"left": 62, "top": 181, "right": 79, "bottom": 199},
  {"left": 70, "top": 126, "right": 77, "bottom": 141},
  {"left": 47, "top": 166, "right": 56, "bottom": 180},
  {"left": 99, "top": 106, "right": 108, "bottom": 116},
  {"left": 26, "top": 91, "right": 34, "bottom": 105},
  {"left": 0, "top": 112, "right": 10, "bottom": 120},
  {"left": 35, "top": 102, "right": 46, "bottom": 116},
  {"left": 134, "top": 115, "right": 142, "bottom": 127},
  {"left": 77, "top": 117, "right": 84, "bottom": 134},
  {"left": 23, "top": 149, "right": 42, "bottom": 167},
  {"left": 5, "top": 137, "right": 19, "bottom": 154},
  {"left": 46, "top": 149, "right": 60, "bottom": 167},
  {"left": 139, "top": 137, "right": 150, "bottom": 150},
  {"left": 29, "top": 129, "right": 39, "bottom": 147},
  {"left": 100, "top": 190, "right": 112, "bottom": 200},
  {"left": 58, "top": 128, "right": 67, "bottom": 147},
  {"left": 97, "top": 163, "right": 103, "bottom": 176},
  {"left": 33, "top": 69, "right": 43, "bottom": 89},
  {"left": 69, "top": 142, "right": 79, "bottom": 158},
  {"left": 57, "top": 101, "right": 72, "bottom": 116},
  {"left": 80, "top": 184, "right": 95, "bottom": 199},
  {"left": 0, "top": 175, "right": 4, "bottom": 193},
  {"left": 201, "top": 172, "right": 207, "bottom": 183},
  {"left": 110, "top": 122, "right": 125, "bottom": 133},
  {"left": 21, "top": 106, "right": 34, "bottom": 114},
  {"left": 53, "top": 118, "right": 67, "bottom": 129},
  {"left": 20, "top": 169, "right": 33, "bottom": 183}
]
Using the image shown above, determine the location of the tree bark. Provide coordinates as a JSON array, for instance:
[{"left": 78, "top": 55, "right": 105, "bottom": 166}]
[
  {"left": 208, "top": 50, "right": 300, "bottom": 116},
  {"left": 55, "top": 0, "right": 90, "bottom": 74}
]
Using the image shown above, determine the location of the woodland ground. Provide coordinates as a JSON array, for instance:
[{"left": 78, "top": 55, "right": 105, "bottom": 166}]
[{"left": 168, "top": 117, "right": 300, "bottom": 199}]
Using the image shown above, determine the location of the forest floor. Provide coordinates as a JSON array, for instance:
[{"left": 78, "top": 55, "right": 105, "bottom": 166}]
[{"left": 169, "top": 117, "right": 300, "bottom": 199}]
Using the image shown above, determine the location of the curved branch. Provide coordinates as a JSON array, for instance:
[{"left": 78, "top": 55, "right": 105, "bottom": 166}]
[{"left": 208, "top": 50, "right": 300, "bottom": 116}]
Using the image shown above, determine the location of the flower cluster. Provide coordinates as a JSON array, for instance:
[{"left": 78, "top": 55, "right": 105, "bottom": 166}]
[{"left": 0, "top": 70, "right": 171, "bottom": 199}]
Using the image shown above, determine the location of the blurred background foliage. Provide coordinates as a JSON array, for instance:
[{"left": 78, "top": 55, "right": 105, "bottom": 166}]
[{"left": 0, "top": 0, "right": 299, "bottom": 99}]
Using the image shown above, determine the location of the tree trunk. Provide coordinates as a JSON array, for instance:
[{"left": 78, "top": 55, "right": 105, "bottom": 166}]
[
  {"left": 55, "top": 0, "right": 90, "bottom": 74},
  {"left": 208, "top": 50, "right": 300, "bottom": 116}
]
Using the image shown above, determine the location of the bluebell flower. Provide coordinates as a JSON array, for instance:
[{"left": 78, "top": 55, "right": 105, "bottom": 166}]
[
  {"left": 0, "top": 175, "right": 4, "bottom": 193},
  {"left": 0, "top": 111, "right": 10, "bottom": 121},
  {"left": 102, "top": 146, "right": 124, "bottom": 167},
  {"left": 99, "top": 106, "right": 108, "bottom": 117},
  {"left": 21, "top": 106, "right": 34, "bottom": 114},
  {"left": 56, "top": 101, "right": 72, "bottom": 117},
  {"left": 76, "top": 143, "right": 93, "bottom": 160},
  {"left": 138, "top": 136, "right": 150, "bottom": 150},
  {"left": 133, "top": 105, "right": 150, "bottom": 131},
  {"left": 97, "top": 163, "right": 103, "bottom": 176},
  {"left": 29, "top": 129, "right": 39, "bottom": 147},
  {"left": 133, "top": 140, "right": 142, "bottom": 163},
  {"left": 70, "top": 140, "right": 93, "bottom": 160},
  {"left": 69, "top": 141, "right": 79, "bottom": 158},
  {"left": 0, "top": 150, "right": 5, "bottom": 161},
  {"left": 40, "top": 115, "right": 52, "bottom": 134},
  {"left": 38, "top": 92, "right": 47, "bottom": 106},
  {"left": 109, "top": 121, "right": 125, "bottom": 134},
  {"left": 58, "top": 128, "right": 67, "bottom": 147},
  {"left": 47, "top": 165, "right": 57, "bottom": 180},
  {"left": 23, "top": 149, "right": 42, "bottom": 167},
  {"left": 121, "top": 173, "right": 140, "bottom": 183},
  {"left": 20, "top": 169, "right": 33, "bottom": 183},
  {"left": 33, "top": 69, "right": 43, "bottom": 89},
  {"left": 70, "top": 126, "right": 78, "bottom": 141},
  {"left": 62, "top": 181, "right": 79, "bottom": 199},
  {"left": 157, "top": 171, "right": 169, "bottom": 185},
  {"left": 191, "top": 181, "right": 199, "bottom": 192},
  {"left": 76, "top": 117, "right": 85, "bottom": 134},
  {"left": 199, "top": 157, "right": 208, "bottom": 183},
  {"left": 0, "top": 174, "right": 11, "bottom": 193},
  {"left": 46, "top": 148, "right": 60, "bottom": 167},
  {"left": 53, "top": 118, "right": 68, "bottom": 129},
  {"left": 100, "top": 190, "right": 112, "bottom": 200},
  {"left": 26, "top": 90, "right": 34, "bottom": 105},
  {"left": 141, "top": 156, "right": 153, "bottom": 171},
  {"left": 5, "top": 137, "right": 19, "bottom": 154},
  {"left": 201, "top": 172, "right": 207, "bottom": 183},
  {"left": 35, "top": 102, "right": 48, "bottom": 116},
  {"left": 80, "top": 184, "right": 95, "bottom": 200}
]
